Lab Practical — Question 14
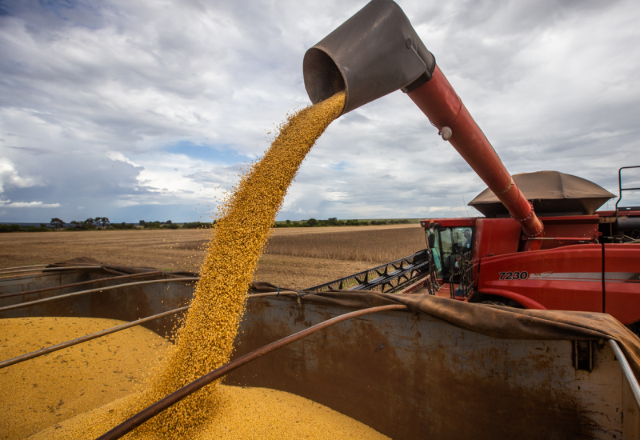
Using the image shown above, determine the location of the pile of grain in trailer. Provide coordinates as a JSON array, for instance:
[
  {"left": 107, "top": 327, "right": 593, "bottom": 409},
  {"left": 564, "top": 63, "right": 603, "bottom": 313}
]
[
  {"left": 33, "top": 385, "right": 389, "bottom": 440},
  {"left": 0, "top": 317, "right": 174, "bottom": 439}
]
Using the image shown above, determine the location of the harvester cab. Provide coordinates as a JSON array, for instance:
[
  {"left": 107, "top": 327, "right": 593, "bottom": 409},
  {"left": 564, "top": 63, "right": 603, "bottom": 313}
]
[{"left": 424, "top": 221, "right": 473, "bottom": 282}]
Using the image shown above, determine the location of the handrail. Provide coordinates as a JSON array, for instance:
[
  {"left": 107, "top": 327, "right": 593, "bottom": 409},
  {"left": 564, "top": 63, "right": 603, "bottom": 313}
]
[
  {"left": 0, "top": 264, "right": 47, "bottom": 273},
  {"left": 97, "top": 304, "right": 409, "bottom": 440},
  {"left": 0, "top": 291, "right": 296, "bottom": 369},
  {"left": 0, "top": 266, "right": 104, "bottom": 276},
  {"left": 616, "top": 165, "right": 640, "bottom": 217},
  {"left": 0, "top": 271, "right": 163, "bottom": 300},
  {"left": 607, "top": 339, "right": 640, "bottom": 410},
  {"left": 0, "top": 278, "right": 199, "bottom": 313},
  {"left": 0, "top": 306, "right": 190, "bottom": 369}
]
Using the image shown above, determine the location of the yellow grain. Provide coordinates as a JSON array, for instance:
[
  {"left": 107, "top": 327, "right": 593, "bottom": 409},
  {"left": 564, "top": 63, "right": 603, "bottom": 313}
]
[
  {"left": 0, "top": 317, "right": 173, "bottom": 440},
  {"left": 32, "top": 385, "right": 389, "bottom": 440},
  {"left": 29, "top": 91, "right": 360, "bottom": 439}
]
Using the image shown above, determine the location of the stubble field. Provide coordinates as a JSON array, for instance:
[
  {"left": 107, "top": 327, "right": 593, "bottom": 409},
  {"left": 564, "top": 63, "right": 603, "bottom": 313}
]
[{"left": 0, "top": 224, "right": 424, "bottom": 289}]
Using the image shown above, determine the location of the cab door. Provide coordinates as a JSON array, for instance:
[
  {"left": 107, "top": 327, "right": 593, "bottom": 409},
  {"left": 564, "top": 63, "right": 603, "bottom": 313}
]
[{"left": 436, "top": 227, "right": 474, "bottom": 282}]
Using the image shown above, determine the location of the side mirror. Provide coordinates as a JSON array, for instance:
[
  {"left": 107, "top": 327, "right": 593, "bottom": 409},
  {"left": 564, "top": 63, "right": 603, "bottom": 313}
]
[{"left": 428, "top": 233, "right": 435, "bottom": 249}]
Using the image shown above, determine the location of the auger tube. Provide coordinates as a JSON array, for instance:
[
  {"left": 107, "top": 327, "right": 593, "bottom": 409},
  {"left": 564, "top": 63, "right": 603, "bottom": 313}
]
[
  {"left": 302, "top": 0, "right": 544, "bottom": 249},
  {"left": 406, "top": 66, "right": 544, "bottom": 249}
]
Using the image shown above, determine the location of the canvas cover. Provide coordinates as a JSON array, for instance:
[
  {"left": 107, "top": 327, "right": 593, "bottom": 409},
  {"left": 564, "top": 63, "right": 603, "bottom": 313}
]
[
  {"left": 250, "top": 282, "right": 640, "bottom": 379},
  {"left": 468, "top": 171, "right": 615, "bottom": 217}
]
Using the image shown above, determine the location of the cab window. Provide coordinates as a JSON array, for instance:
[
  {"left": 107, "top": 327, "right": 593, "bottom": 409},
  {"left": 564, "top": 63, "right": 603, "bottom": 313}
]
[{"left": 436, "top": 227, "right": 474, "bottom": 280}]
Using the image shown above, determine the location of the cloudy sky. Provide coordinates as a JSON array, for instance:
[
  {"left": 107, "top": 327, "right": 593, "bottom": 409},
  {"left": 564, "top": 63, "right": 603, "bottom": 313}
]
[{"left": 1, "top": 0, "right": 639, "bottom": 224}]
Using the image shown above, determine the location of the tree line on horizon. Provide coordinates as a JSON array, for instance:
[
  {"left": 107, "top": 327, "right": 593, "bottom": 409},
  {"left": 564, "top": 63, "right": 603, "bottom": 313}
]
[
  {"left": 274, "top": 217, "right": 413, "bottom": 227},
  {"left": 0, "top": 216, "right": 416, "bottom": 233},
  {"left": 0, "top": 217, "right": 210, "bottom": 233}
]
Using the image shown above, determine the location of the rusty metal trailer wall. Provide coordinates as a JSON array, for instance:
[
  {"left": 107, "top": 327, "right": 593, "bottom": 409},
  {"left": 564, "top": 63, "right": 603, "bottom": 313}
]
[
  {"left": 0, "top": 270, "right": 98, "bottom": 297},
  {"left": 0, "top": 272, "right": 193, "bottom": 340},
  {"left": 227, "top": 296, "right": 640, "bottom": 440}
]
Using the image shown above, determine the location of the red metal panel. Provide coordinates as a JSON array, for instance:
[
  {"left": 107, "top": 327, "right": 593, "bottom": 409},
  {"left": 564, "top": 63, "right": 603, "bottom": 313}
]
[
  {"left": 597, "top": 210, "right": 640, "bottom": 218},
  {"left": 541, "top": 223, "right": 599, "bottom": 250},
  {"left": 473, "top": 218, "right": 522, "bottom": 259},
  {"left": 477, "top": 245, "right": 603, "bottom": 312},
  {"left": 604, "top": 244, "right": 640, "bottom": 325},
  {"left": 539, "top": 215, "right": 600, "bottom": 224}
]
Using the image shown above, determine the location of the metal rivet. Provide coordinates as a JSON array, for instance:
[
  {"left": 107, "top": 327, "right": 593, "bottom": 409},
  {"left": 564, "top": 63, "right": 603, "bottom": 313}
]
[{"left": 406, "top": 37, "right": 412, "bottom": 49}]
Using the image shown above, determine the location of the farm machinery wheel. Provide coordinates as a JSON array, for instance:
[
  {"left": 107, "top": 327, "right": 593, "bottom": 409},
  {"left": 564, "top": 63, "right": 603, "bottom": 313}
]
[{"left": 478, "top": 298, "right": 524, "bottom": 309}]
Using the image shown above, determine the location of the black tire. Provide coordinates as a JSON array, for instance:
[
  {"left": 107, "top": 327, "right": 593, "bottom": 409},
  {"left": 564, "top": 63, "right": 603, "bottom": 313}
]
[
  {"left": 480, "top": 300, "right": 510, "bottom": 307},
  {"left": 627, "top": 322, "right": 640, "bottom": 338},
  {"left": 479, "top": 299, "right": 523, "bottom": 308}
]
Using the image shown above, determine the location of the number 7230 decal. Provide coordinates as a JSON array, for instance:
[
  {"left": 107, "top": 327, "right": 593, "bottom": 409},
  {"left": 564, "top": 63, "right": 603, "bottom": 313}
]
[{"left": 498, "top": 271, "right": 529, "bottom": 280}]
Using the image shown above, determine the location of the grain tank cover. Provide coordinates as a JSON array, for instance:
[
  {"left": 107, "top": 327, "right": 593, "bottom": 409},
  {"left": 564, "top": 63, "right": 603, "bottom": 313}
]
[{"left": 469, "top": 171, "right": 615, "bottom": 217}]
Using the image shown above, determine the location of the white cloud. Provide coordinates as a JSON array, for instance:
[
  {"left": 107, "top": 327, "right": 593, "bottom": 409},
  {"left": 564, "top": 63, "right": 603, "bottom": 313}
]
[
  {"left": 0, "top": 158, "right": 36, "bottom": 193},
  {"left": 107, "top": 151, "right": 139, "bottom": 167},
  {"left": 0, "top": 199, "right": 61, "bottom": 208}
]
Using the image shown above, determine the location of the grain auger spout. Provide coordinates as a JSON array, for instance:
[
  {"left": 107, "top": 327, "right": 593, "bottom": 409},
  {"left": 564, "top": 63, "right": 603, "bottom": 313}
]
[{"left": 303, "top": 0, "right": 544, "bottom": 250}]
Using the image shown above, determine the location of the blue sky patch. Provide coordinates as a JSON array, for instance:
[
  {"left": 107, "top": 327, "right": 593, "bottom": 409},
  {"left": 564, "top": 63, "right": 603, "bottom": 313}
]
[
  {"left": 329, "top": 161, "right": 348, "bottom": 171},
  {"left": 166, "top": 141, "right": 250, "bottom": 164}
]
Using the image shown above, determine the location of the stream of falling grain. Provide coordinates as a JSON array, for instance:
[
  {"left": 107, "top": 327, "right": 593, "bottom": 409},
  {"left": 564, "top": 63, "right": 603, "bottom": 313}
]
[
  {"left": 137, "top": 90, "right": 346, "bottom": 438},
  {"left": 33, "top": 91, "right": 347, "bottom": 440}
]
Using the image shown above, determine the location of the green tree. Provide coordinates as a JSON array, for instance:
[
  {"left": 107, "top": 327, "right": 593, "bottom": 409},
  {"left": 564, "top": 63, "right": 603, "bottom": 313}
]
[
  {"left": 50, "top": 218, "right": 65, "bottom": 229},
  {"left": 83, "top": 218, "right": 97, "bottom": 230}
]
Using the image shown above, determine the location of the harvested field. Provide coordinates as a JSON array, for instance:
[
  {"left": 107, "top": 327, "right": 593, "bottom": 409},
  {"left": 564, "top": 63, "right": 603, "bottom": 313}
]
[
  {"left": 180, "top": 227, "right": 425, "bottom": 263},
  {"left": 266, "top": 227, "right": 425, "bottom": 263},
  {"left": 0, "top": 224, "right": 423, "bottom": 289}
]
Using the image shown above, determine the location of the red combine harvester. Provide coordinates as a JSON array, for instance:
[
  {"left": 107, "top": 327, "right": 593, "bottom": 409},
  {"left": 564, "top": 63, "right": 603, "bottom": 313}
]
[
  {"left": 301, "top": 0, "right": 640, "bottom": 332},
  {"left": 422, "top": 168, "right": 640, "bottom": 331}
]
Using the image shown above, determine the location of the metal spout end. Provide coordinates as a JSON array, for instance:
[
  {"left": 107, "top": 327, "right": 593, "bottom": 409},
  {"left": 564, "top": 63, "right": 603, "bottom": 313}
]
[{"left": 303, "top": 49, "right": 346, "bottom": 107}]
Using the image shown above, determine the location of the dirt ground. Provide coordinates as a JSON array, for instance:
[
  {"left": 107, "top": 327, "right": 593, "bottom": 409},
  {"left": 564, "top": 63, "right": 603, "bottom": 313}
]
[{"left": 0, "top": 224, "right": 422, "bottom": 289}]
